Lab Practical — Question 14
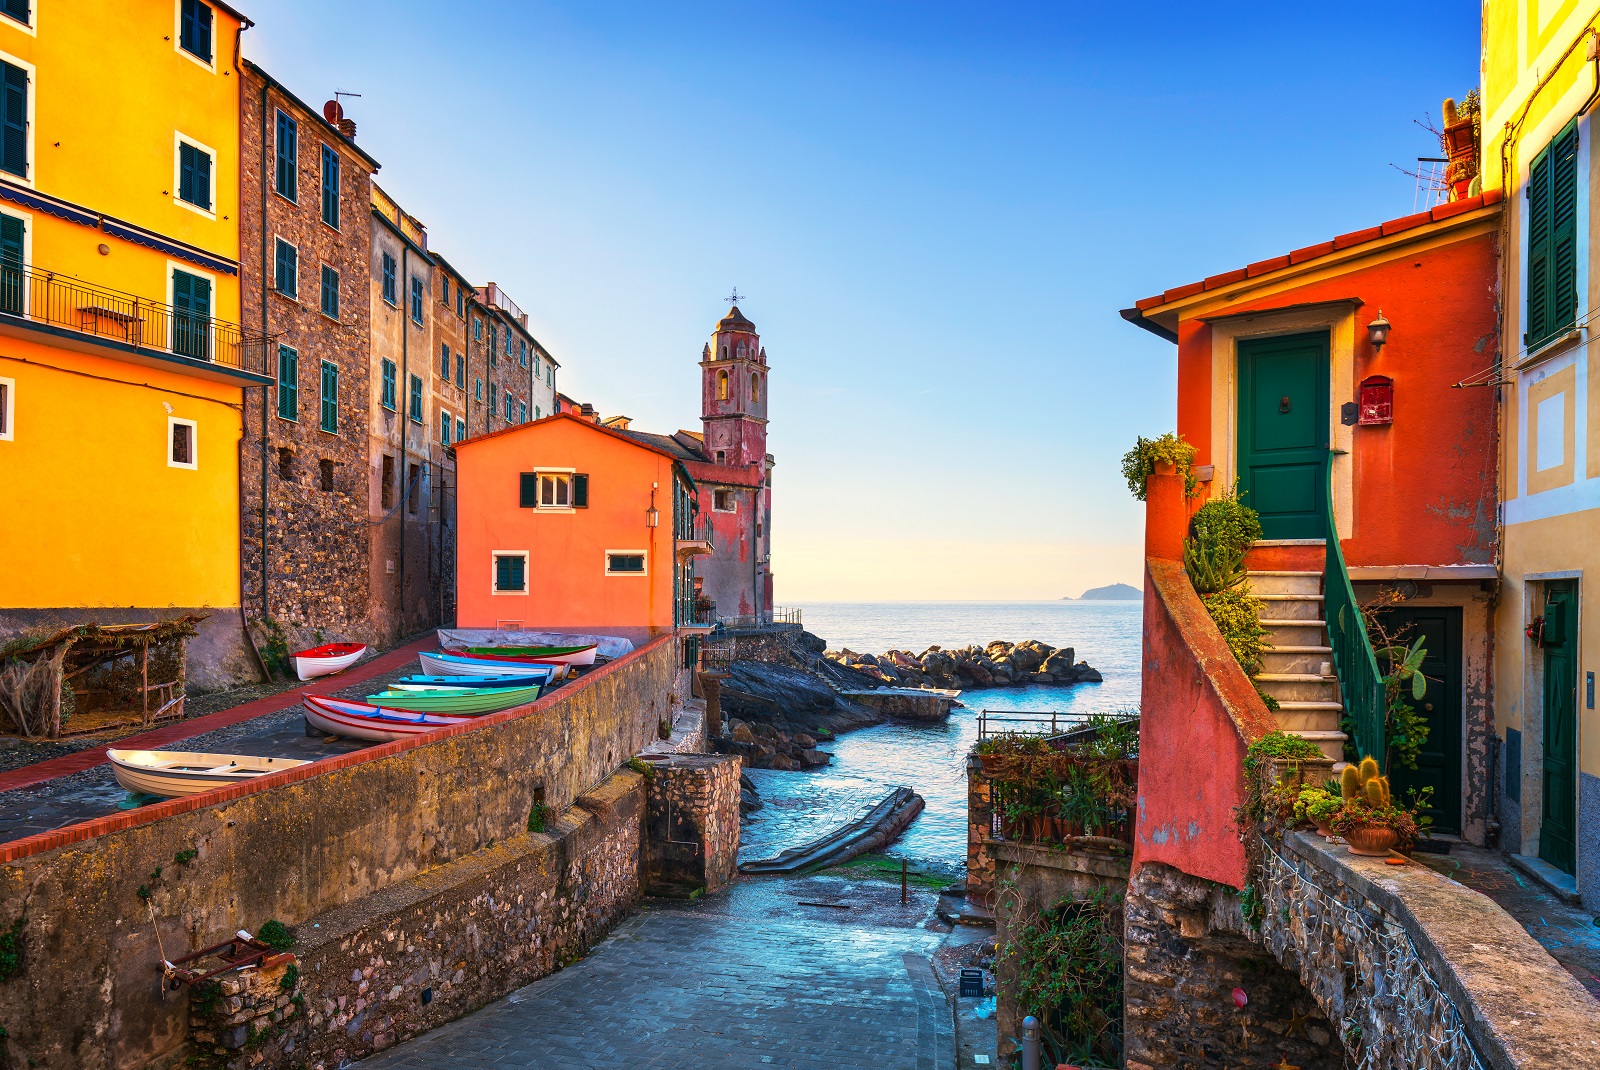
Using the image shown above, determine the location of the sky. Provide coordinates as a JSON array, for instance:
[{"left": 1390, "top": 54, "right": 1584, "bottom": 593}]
[{"left": 243, "top": 2, "right": 1480, "bottom": 601}]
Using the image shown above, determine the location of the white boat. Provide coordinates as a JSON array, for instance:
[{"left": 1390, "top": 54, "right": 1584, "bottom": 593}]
[
  {"left": 290, "top": 642, "right": 368, "bottom": 681},
  {"left": 302, "top": 695, "right": 464, "bottom": 742},
  {"left": 418, "top": 650, "right": 565, "bottom": 680},
  {"left": 107, "top": 749, "right": 311, "bottom": 799}
]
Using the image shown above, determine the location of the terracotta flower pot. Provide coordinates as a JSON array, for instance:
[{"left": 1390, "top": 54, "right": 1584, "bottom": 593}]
[
  {"left": 1313, "top": 818, "right": 1335, "bottom": 838},
  {"left": 1345, "top": 824, "right": 1399, "bottom": 857}
]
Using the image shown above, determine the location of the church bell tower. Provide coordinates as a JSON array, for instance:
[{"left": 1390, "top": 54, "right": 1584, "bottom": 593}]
[{"left": 701, "top": 305, "right": 768, "bottom": 467}]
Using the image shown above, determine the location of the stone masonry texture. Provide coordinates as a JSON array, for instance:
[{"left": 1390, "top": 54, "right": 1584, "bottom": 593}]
[
  {"left": 0, "top": 638, "right": 679, "bottom": 1070},
  {"left": 643, "top": 754, "right": 741, "bottom": 897}
]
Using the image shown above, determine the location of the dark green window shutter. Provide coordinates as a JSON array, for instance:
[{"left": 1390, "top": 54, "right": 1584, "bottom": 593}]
[
  {"left": 320, "top": 265, "right": 338, "bottom": 319},
  {"left": 274, "top": 239, "right": 296, "bottom": 296},
  {"left": 573, "top": 473, "right": 589, "bottom": 508},
  {"left": 0, "top": 213, "right": 23, "bottom": 315},
  {"left": 321, "top": 144, "right": 339, "bottom": 228},
  {"left": 409, "top": 374, "right": 423, "bottom": 423},
  {"left": 180, "top": 0, "right": 213, "bottom": 63},
  {"left": 320, "top": 361, "right": 338, "bottom": 433},
  {"left": 496, "top": 554, "right": 524, "bottom": 591},
  {"left": 0, "top": 61, "right": 26, "bottom": 178},
  {"left": 179, "top": 144, "right": 211, "bottom": 210},
  {"left": 0, "top": 1, "right": 30, "bottom": 26},
  {"left": 274, "top": 111, "right": 297, "bottom": 200},
  {"left": 277, "top": 345, "right": 297, "bottom": 419},
  {"left": 519, "top": 473, "right": 537, "bottom": 508},
  {"left": 381, "top": 359, "right": 396, "bottom": 410},
  {"left": 1527, "top": 123, "right": 1580, "bottom": 350},
  {"left": 382, "top": 253, "right": 396, "bottom": 303}
]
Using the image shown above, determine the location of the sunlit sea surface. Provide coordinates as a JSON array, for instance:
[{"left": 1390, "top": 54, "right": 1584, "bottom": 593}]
[{"left": 739, "top": 599, "right": 1142, "bottom": 875}]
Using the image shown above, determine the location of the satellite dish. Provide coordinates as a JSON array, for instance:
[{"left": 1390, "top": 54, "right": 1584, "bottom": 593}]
[{"left": 323, "top": 99, "right": 343, "bottom": 124}]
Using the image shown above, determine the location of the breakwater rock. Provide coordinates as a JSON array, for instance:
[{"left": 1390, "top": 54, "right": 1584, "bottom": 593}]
[{"left": 825, "top": 639, "right": 1102, "bottom": 689}]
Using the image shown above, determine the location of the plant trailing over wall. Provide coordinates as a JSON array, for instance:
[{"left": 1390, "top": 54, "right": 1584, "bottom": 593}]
[
  {"left": 625, "top": 756, "right": 656, "bottom": 780},
  {"left": 255, "top": 919, "right": 294, "bottom": 951},
  {"left": 527, "top": 803, "right": 555, "bottom": 834},
  {"left": 1120, "top": 432, "right": 1197, "bottom": 501},
  {"left": 1237, "top": 731, "right": 1324, "bottom": 831},
  {"left": 1184, "top": 492, "right": 1271, "bottom": 686},
  {"left": 998, "top": 885, "right": 1124, "bottom": 1067}
]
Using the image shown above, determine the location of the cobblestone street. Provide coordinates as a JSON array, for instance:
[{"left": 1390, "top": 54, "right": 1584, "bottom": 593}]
[{"left": 359, "top": 875, "right": 955, "bottom": 1070}]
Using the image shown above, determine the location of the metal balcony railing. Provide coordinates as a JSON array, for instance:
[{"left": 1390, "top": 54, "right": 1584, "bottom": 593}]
[
  {"left": 0, "top": 261, "right": 270, "bottom": 375},
  {"left": 1324, "top": 453, "right": 1385, "bottom": 765}
]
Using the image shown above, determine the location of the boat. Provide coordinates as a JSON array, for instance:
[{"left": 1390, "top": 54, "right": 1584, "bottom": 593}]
[
  {"left": 418, "top": 650, "right": 566, "bottom": 679},
  {"left": 290, "top": 642, "right": 369, "bottom": 681},
  {"left": 107, "top": 749, "right": 310, "bottom": 799},
  {"left": 460, "top": 643, "right": 598, "bottom": 666},
  {"left": 364, "top": 684, "right": 542, "bottom": 714},
  {"left": 397, "top": 673, "right": 551, "bottom": 689},
  {"left": 302, "top": 695, "right": 465, "bottom": 742}
]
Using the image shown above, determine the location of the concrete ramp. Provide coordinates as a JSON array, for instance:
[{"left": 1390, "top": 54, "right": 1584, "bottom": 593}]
[{"left": 739, "top": 787, "right": 925, "bottom": 874}]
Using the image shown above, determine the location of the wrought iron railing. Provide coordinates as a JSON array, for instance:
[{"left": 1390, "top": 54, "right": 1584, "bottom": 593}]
[
  {"left": 1323, "top": 452, "right": 1385, "bottom": 763},
  {"left": 976, "top": 709, "right": 1088, "bottom": 740},
  {"left": 697, "top": 640, "right": 734, "bottom": 674},
  {"left": 675, "top": 515, "right": 714, "bottom": 547},
  {"left": 718, "top": 607, "right": 801, "bottom": 629},
  {"left": 0, "top": 262, "right": 270, "bottom": 375}
]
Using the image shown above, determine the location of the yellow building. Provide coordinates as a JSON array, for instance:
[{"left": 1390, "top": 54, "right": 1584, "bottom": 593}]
[
  {"left": 1483, "top": 0, "right": 1600, "bottom": 903},
  {"left": 0, "top": 0, "right": 269, "bottom": 689}
]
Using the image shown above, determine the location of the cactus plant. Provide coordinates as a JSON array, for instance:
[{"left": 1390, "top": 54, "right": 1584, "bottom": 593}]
[{"left": 1340, "top": 756, "right": 1390, "bottom": 809}]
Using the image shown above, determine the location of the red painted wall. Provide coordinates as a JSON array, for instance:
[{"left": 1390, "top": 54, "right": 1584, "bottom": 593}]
[
  {"left": 1174, "top": 231, "right": 1498, "bottom": 566},
  {"left": 455, "top": 416, "right": 684, "bottom": 630}
]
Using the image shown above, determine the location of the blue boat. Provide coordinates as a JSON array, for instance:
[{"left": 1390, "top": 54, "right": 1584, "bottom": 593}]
[{"left": 397, "top": 673, "right": 552, "bottom": 689}]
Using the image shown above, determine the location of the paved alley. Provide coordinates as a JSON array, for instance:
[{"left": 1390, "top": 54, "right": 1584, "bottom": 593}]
[{"left": 359, "top": 874, "right": 955, "bottom": 1070}]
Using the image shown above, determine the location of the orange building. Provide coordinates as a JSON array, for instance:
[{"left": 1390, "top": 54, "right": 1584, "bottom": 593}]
[{"left": 454, "top": 412, "right": 708, "bottom": 635}]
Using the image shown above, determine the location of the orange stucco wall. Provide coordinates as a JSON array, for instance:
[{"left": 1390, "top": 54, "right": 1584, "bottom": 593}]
[
  {"left": 1173, "top": 230, "right": 1499, "bottom": 566},
  {"left": 455, "top": 418, "right": 683, "bottom": 630}
]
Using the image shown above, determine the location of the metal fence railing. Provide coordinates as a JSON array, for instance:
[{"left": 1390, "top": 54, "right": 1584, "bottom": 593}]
[
  {"left": 0, "top": 262, "right": 271, "bottom": 375},
  {"left": 976, "top": 709, "right": 1089, "bottom": 740},
  {"left": 1324, "top": 453, "right": 1385, "bottom": 764}
]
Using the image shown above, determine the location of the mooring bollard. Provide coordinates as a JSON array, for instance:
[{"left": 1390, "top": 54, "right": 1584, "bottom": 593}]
[{"left": 1021, "top": 1015, "right": 1041, "bottom": 1070}]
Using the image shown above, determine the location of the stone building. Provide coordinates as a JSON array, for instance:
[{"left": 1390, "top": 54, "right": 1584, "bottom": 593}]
[{"left": 239, "top": 62, "right": 384, "bottom": 657}]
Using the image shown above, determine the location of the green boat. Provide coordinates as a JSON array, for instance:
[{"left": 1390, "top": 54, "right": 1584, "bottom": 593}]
[{"left": 366, "top": 684, "right": 542, "bottom": 714}]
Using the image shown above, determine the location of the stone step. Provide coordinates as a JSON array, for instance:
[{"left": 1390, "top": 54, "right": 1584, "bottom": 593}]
[
  {"left": 1287, "top": 729, "right": 1349, "bottom": 763},
  {"left": 1260, "top": 646, "right": 1335, "bottom": 675},
  {"left": 1275, "top": 708, "right": 1345, "bottom": 734},
  {"left": 1255, "top": 594, "right": 1325, "bottom": 620},
  {"left": 1245, "top": 570, "right": 1323, "bottom": 596},
  {"left": 1260, "top": 619, "right": 1328, "bottom": 647},
  {"left": 1254, "top": 673, "right": 1341, "bottom": 704}
]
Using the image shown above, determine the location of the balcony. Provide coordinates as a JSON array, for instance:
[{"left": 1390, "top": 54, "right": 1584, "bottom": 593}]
[
  {"left": 678, "top": 599, "right": 718, "bottom": 633},
  {"left": 675, "top": 516, "right": 714, "bottom": 558},
  {"left": 0, "top": 262, "right": 271, "bottom": 382}
]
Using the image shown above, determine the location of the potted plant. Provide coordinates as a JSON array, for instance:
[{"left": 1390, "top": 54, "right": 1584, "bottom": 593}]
[
  {"left": 1293, "top": 786, "right": 1342, "bottom": 837},
  {"left": 1330, "top": 757, "right": 1421, "bottom": 856}
]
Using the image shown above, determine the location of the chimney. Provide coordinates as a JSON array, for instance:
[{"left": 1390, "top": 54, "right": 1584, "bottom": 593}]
[{"left": 338, "top": 118, "right": 357, "bottom": 138}]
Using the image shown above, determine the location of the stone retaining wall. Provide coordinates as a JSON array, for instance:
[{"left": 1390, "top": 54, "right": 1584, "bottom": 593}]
[
  {"left": 0, "top": 636, "right": 680, "bottom": 1070},
  {"left": 642, "top": 754, "right": 742, "bottom": 897}
]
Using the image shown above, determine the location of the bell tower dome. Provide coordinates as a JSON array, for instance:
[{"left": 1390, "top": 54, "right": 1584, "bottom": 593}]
[{"left": 701, "top": 305, "right": 768, "bottom": 467}]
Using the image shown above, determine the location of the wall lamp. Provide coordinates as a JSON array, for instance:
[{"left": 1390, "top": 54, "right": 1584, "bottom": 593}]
[
  {"left": 1367, "top": 311, "right": 1391, "bottom": 352},
  {"left": 647, "top": 482, "right": 659, "bottom": 528}
]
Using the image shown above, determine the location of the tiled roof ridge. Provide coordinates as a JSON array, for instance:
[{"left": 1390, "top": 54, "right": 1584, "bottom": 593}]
[{"left": 1134, "top": 189, "right": 1504, "bottom": 313}]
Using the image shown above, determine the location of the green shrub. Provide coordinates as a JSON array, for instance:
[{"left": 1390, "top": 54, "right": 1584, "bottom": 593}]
[
  {"left": 1189, "top": 491, "right": 1262, "bottom": 562},
  {"left": 1120, "top": 433, "right": 1197, "bottom": 501},
  {"left": 1199, "top": 587, "right": 1269, "bottom": 676},
  {"left": 255, "top": 919, "right": 294, "bottom": 951},
  {"left": 527, "top": 803, "right": 555, "bottom": 834}
]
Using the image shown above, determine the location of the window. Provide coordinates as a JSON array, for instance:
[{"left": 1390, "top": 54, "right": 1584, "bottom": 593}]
[
  {"left": 381, "top": 453, "right": 395, "bottom": 509},
  {"left": 380, "top": 358, "right": 396, "bottom": 410},
  {"left": 319, "top": 265, "right": 339, "bottom": 319},
  {"left": 439, "top": 408, "right": 451, "bottom": 445},
  {"left": 278, "top": 446, "right": 294, "bottom": 482},
  {"left": 455, "top": 353, "right": 465, "bottom": 389},
  {"left": 177, "top": 140, "right": 213, "bottom": 212},
  {"left": 715, "top": 450, "right": 725, "bottom": 464},
  {"left": 407, "top": 462, "right": 420, "bottom": 513},
  {"left": 441, "top": 275, "right": 450, "bottom": 304},
  {"left": 547, "top": 364, "right": 553, "bottom": 386},
  {"left": 519, "top": 338, "right": 527, "bottom": 368},
  {"left": 606, "top": 552, "right": 646, "bottom": 576},
  {"left": 474, "top": 377, "right": 482, "bottom": 401},
  {"left": 319, "top": 361, "right": 338, "bottom": 433},
  {"left": 439, "top": 343, "right": 450, "bottom": 379},
  {"left": 504, "top": 332, "right": 512, "bottom": 359},
  {"left": 274, "top": 110, "right": 297, "bottom": 201},
  {"left": 319, "top": 458, "right": 335, "bottom": 492},
  {"left": 534, "top": 354, "right": 541, "bottom": 378},
  {"left": 0, "top": 211, "right": 21, "bottom": 316},
  {"left": 534, "top": 405, "right": 540, "bottom": 420},
  {"left": 320, "top": 144, "right": 339, "bottom": 228},
  {"left": 493, "top": 552, "right": 528, "bottom": 594},
  {"left": 0, "top": 60, "right": 25, "bottom": 179},
  {"left": 409, "top": 373, "right": 423, "bottom": 423},
  {"left": 168, "top": 417, "right": 196, "bottom": 469},
  {"left": 489, "top": 325, "right": 498, "bottom": 366},
  {"left": 1527, "top": 121, "right": 1581, "bottom": 351},
  {"left": 472, "top": 317, "right": 482, "bottom": 341},
  {"left": 276, "top": 344, "right": 298, "bottom": 420},
  {"left": 518, "top": 471, "right": 588, "bottom": 509},
  {"left": 274, "top": 239, "right": 297, "bottom": 297},
  {"left": 381, "top": 252, "right": 397, "bottom": 305},
  {"left": 519, "top": 401, "right": 527, "bottom": 424},
  {"left": 410, "top": 276, "right": 423, "bottom": 324},
  {"left": 751, "top": 373, "right": 761, "bottom": 402},
  {"left": 504, "top": 391, "right": 513, "bottom": 422},
  {"left": 0, "top": 1, "right": 30, "bottom": 27},
  {"left": 713, "top": 489, "right": 735, "bottom": 512},
  {"left": 717, "top": 370, "right": 728, "bottom": 400},
  {"left": 456, "top": 288, "right": 464, "bottom": 317},
  {"left": 455, "top": 416, "right": 465, "bottom": 442},
  {"left": 170, "top": 269, "right": 211, "bottom": 360},
  {"left": 179, "top": 0, "right": 213, "bottom": 64},
  {"left": 0, "top": 376, "right": 13, "bottom": 441}
]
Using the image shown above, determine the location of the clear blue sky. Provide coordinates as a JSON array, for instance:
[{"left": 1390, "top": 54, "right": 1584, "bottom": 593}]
[{"left": 244, "top": 1, "right": 1479, "bottom": 600}]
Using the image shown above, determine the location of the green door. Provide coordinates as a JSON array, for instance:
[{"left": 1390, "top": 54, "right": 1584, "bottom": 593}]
[
  {"left": 1376, "top": 606, "right": 1463, "bottom": 834},
  {"left": 1237, "top": 333, "right": 1329, "bottom": 539},
  {"left": 1540, "top": 581, "right": 1579, "bottom": 873},
  {"left": 171, "top": 268, "right": 211, "bottom": 361}
]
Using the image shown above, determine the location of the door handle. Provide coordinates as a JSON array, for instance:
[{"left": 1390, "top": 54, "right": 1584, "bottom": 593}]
[{"left": 1279, "top": 396, "right": 1292, "bottom": 413}]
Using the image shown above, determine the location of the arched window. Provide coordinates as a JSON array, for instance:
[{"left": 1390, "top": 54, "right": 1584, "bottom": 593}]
[
  {"left": 750, "top": 374, "right": 761, "bottom": 402},
  {"left": 720, "top": 345, "right": 728, "bottom": 360},
  {"left": 717, "top": 370, "right": 729, "bottom": 400}
]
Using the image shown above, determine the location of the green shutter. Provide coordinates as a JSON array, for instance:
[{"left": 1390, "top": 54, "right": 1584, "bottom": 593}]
[
  {"left": 520, "top": 473, "right": 537, "bottom": 507},
  {"left": 321, "top": 361, "right": 338, "bottom": 433},
  {"left": 0, "top": 61, "right": 25, "bottom": 178},
  {"left": 277, "top": 345, "right": 297, "bottom": 419},
  {"left": 573, "top": 473, "right": 589, "bottom": 508},
  {"left": 275, "top": 111, "right": 296, "bottom": 200},
  {"left": 321, "top": 145, "right": 340, "bottom": 228},
  {"left": 0, "top": 213, "right": 22, "bottom": 316},
  {"left": 1527, "top": 123, "right": 1580, "bottom": 350}
]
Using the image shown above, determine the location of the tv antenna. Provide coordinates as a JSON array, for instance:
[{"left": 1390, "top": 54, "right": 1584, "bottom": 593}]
[
  {"left": 726, "top": 287, "right": 745, "bottom": 305},
  {"left": 323, "top": 90, "right": 362, "bottom": 125}
]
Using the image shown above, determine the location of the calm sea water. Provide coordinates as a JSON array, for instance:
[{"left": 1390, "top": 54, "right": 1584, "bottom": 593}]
[{"left": 739, "top": 600, "right": 1143, "bottom": 875}]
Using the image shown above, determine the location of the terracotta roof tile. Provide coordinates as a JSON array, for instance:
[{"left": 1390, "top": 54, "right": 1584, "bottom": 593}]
[
  {"left": 1333, "top": 225, "right": 1384, "bottom": 249},
  {"left": 1163, "top": 281, "right": 1205, "bottom": 302},
  {"left": 1135, "top": 294, "right": 1165, "bottom": 311},
  {"left": 1381, "top": 210, "right": 1435, "bottom": 236},
  {"left": 1247, "top": 254, "right": 1291, "bottom": 277},
  {"left": 1203, "top": 267, "right": 1248, "bottom": 290}
]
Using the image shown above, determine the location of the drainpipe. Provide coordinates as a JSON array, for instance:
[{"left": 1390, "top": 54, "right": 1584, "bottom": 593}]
[
  {"left": 258, "top": 81, "right": 270, "bottom": 625},
  {"left": 398, "top": 243, "right": 409, "bottom": 639}
]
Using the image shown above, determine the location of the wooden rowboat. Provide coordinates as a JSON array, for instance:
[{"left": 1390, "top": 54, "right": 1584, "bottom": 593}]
[
  {"left": 107, "top": 749, "right": 310, "bottom": 799},
  {"left": 290, "top": 642, "right": 368, "bottom": 681},
  {"left": 398, "top": 673, "right": 550, "bottom": 689},
  {"left": 460, "top": 643, "right": 598, "bottom": 666},
  {"left": 364, "top": 684, "right": 542, "bottom": 714},
  {"left": 418, "top": 651, "right": 564, "bottom": 679},
  {"left": 302, "top": 695, "right": 464, "bottom": 742}
]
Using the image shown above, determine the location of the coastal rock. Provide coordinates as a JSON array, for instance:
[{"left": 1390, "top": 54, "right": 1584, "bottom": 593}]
[
  {"left": 731, "top": 721, "right": 757, "bottom": 745},
  {"left": 1040, "top": 648, "right": 1078, "bottom": 676},
  {"left": 798, "top": 748, "right": 831, "bottom": 768},
  {"left": 770, "top": 754, "right": 799, "bottom": 771},
  {"left": 822, "top": 638, "right": 1102, "bottom": 692}
]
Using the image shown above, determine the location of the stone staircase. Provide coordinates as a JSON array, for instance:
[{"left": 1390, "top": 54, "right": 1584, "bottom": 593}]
[{"left": 1247, "top": 569, "right": 1349, "bottom": 761}]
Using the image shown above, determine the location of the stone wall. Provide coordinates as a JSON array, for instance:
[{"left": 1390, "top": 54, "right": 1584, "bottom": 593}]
[
  {"left": 641, "top": 754, "right": 742, "bottom": 897},
  {"left": 720, "top": 624, "right": 817, "bottom": 669},
  {"left": 966, "top": 754, "right": 997, "bottom": 904},
  {"left": 0, "top": 636, "right": 680, "bottom": 1070}
]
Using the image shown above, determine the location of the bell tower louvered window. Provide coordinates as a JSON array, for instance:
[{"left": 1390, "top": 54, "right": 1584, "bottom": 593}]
[{"left": 1527, "top": 121, "right": 1580, "bottom": 351}]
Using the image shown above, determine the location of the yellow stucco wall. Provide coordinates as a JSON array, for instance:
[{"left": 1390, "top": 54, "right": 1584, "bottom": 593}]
[{"left": 0, "top": 0, "right": 248, "bottom": 612}]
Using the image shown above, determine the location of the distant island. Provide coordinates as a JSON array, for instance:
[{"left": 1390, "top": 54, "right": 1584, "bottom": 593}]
[{"left": 1067, "top": 582, "right": 1142, "bottom": 601}]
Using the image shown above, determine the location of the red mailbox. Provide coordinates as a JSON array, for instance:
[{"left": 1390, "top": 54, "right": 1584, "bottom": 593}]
[{"left": 1358, "top": 375, "right": 1393, "bottom": 425}]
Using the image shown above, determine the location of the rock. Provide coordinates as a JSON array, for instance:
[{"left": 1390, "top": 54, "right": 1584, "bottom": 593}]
[
  {"left": 1030, "top": 672, "right": 1054, "bottom": 684},
  {"left": 1010, "top": 640, "right": 1052, "bottom": 673},
  {"left": 1040, "top": 648, "right": 1077, "bottom": 676},
  {"left": 731, "top": 722, "right": 757, "bottom": 744},
  {"left": 792, "top": 733, "right": 816, "bottom": 747},
  {"left": 1075, "top": 662, "right": 1103, "bottom": 683},
  {"left": 798, "top": 748, "right": 831, "bottom": 768},
  {"left": 968, "top": 662, "right": 994, "bottom": 687},
  {"left": 770, "top": 754, "right": 799, "bottom": 771}
]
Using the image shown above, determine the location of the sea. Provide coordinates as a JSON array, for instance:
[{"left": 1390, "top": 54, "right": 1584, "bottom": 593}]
[{"left": 737, "top": 599, "right": 1143, "bottom": 877}]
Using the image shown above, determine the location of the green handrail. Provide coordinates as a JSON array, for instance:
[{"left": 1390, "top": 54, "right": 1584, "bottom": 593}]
[{"left": 1322, "top": 454, "right": 1386, "bottom": 763}]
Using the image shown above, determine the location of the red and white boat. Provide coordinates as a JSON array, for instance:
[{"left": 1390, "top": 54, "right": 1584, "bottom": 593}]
[
  {"left": 291, "top": 642, "right": 369, "bottom": 681},
  {"left": 457, "top": 643, "right": 598, "bottom": 666},
  {"left": 302, "top": 695, "right": 465, "bottom": 742}
]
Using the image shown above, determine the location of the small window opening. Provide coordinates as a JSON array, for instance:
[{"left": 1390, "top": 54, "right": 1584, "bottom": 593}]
[
  {"left": 278, "top": 446, "right": 294, "bottom": 482},
  {"left": 319, "top": 458, "right": 335, "bottom": 492},
  {"left": 407, "top": 463, "right": 420, "bottom": 514},
  {"left": 381, "top": 453, "right": 395, "bottom": 509},
  {"left": 170, "top": 422, "right": 193, "bottom": 466}
]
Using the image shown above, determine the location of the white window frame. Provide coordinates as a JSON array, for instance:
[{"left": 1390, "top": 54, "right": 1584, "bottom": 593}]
[
  {"left": 167, "top": 415, "right": 197, "bottom": 469},
  {"left": 0, "top": 0, "right": 36, "bottom": 36},
  {"left": 531, "top": 468, "right": 575, "bottom": 511},
  {"left": 605, "top": 549, "right": 648, "bottom": 577},
  {"left": 174, "top": 0, "right": 216, "bottom": 73},
  {"left": 0, "top": 203, "right": 34, "bottom": 309},
  {"left": 173, "top": 131, "right": 218, "bottom": 219},
  {"left": 439, "top": 407, "right": 451, "bottom": 446},
  {"left": 712, "top": 488, "right": 737, "bottom": 513},
  {"left": 491, "top": 550, "right": 529, "bottom": 595},
  {"left": 0, "top": 374, "right": 13, "bottom": 440}
]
